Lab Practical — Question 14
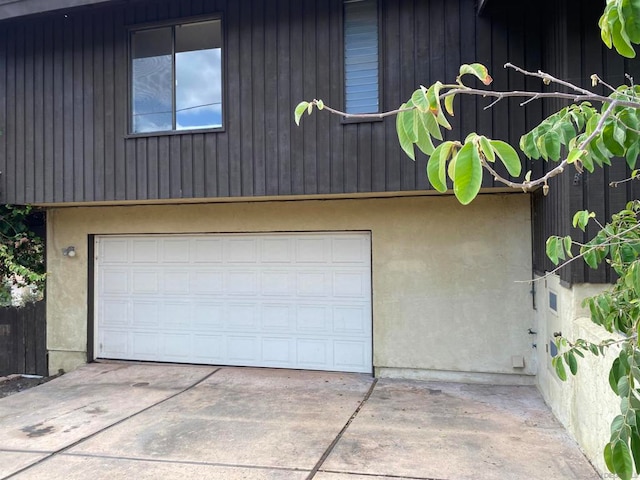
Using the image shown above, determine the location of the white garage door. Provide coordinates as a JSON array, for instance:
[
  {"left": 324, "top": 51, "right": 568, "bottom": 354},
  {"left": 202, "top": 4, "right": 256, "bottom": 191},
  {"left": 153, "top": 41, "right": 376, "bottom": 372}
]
[{"left": 95, "top": 233, "right": 372, "bottom": 373}]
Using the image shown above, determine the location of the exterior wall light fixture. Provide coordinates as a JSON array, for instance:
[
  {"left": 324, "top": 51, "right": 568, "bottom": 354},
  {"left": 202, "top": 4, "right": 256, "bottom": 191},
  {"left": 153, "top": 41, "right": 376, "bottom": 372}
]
[{"left": 62, "top": 246, "right": 76, "bottom": 257}]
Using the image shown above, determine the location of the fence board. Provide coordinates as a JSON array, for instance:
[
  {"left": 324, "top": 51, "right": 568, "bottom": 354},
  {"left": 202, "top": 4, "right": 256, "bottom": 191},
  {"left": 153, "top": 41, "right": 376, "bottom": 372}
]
[{"left": 0, "top": 301, "right": 47, "bottom": 376}]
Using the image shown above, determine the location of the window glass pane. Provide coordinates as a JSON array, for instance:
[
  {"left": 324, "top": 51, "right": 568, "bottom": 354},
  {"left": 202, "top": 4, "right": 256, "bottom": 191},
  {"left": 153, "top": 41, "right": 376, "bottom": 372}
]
[
  {"left": 175, "top": 20, "right": 223, "bottom": 130},
  {"left": 344, "top": 0, "right": 379, "bottom": 114},
  {"left": 131, "top": 27, "right": 173, "bottom": 133}
]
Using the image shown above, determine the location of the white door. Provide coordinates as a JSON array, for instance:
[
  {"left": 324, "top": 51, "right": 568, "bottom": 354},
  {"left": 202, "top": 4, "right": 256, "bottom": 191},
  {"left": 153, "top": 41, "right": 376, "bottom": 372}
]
[{"left": 95, "top": 233, "right": 372, "bottom": 373}]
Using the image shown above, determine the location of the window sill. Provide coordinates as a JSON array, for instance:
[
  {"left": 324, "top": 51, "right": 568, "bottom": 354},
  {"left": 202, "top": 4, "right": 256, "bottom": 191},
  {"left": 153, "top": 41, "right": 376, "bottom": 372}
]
[
  {"left": 125, "top": 127, "right": 225, "bottom": 139},
  {"left": 341, "top": 116, "right": 384, "bottom": 125}
]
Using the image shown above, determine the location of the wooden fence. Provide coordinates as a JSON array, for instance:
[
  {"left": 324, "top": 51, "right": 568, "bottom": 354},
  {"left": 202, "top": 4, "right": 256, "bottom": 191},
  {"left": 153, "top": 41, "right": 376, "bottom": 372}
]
[{"left": 0, "top": 301, "right": 47, "bottom": 376}]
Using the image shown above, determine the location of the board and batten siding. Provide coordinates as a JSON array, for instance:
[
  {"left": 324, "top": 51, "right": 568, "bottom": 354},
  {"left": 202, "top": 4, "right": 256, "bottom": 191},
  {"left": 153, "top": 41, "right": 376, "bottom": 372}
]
[{"left": 0, "top": 0, "right": 542, "bottom": 205}]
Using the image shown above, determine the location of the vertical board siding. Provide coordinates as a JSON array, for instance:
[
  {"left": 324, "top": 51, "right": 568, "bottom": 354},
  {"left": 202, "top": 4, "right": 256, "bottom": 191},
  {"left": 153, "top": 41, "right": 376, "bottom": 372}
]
[{"left": 0, "top": 0, "right": 542, "bottom": 205}]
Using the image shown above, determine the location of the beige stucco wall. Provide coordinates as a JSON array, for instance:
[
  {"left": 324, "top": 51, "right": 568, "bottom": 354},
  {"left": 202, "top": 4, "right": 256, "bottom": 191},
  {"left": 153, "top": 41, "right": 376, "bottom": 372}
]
[
  {"left": 534, "top": 274, "right": 618, "bottom": 476},
  {"left": 47, "top": 193, "right": 534, "bottom": 382}
]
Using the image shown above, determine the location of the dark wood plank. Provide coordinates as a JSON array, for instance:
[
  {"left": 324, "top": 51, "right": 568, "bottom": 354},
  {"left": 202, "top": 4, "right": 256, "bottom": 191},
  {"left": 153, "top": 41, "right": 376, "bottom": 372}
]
[
  {"left": 263, "top": 0, "right": 279, "bottom": 196},
  {"left": 73, "top": 15, "right": 85, "bottom": 202},
  {"left": 302, "top": 0, "right": 317, "bottom": 194},
  {"left": 147, "top": 137, "right": 159, "bottom": 199},
  {"left": 112, "top": 7, "right": 127, "bottom": 201},
  {"left": 251, "top": 0, "right": 266, "bottom": 196},
  {"left": 383, "top": 0, "right": 401, "bottom": 191},
  {"left": 180, "top": 135, "right": 194, "bottom": 198},
  {"left": 328, "top": 0, "right": 343, "bottom": 193},
  {"left": 226, "top": 0, "right": 242, "bottom": 197},
  {"left": 24, "top": 23, "right": 35, "bottom": 203},
  {"left": 289, "top": 0, "right": 305, "bottom": 194},
  {"left": 14, "top": 24, "right": 25, "bottom": 204},
  {"left": 239, "top": 0, "right": 254, "bottom": 196},
  {"left": 204, "top": 133, "right": 218, "bottom": 197},
  {"left": 0, "top": 29, "right": 7, "bottom": 202},
  {"left": 192, "top": 133, "right": 205, "bottom": 198},
  {"left": 315, "top": 0, "right": 332, "bottom": 194},
  {"left": 277, "top": 0, "right": 292, "bottom": 195},
  {"left": 92, "top": 11, "right": 105, "bottom": 201},
  {"left": 82, "top": 12, "right": 95, "bottom": 202},
  {"left": 102, "top": 10, "right": 116, "bottom": 201},
  {"left": 62, "top": 16, "right": 74, "bottom": 202}
]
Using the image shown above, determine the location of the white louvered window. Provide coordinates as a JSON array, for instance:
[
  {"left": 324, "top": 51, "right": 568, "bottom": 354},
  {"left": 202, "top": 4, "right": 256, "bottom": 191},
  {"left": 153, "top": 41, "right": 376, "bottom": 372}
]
[{"left": 344, "top": 0, "right": 379, "bottom": 114}]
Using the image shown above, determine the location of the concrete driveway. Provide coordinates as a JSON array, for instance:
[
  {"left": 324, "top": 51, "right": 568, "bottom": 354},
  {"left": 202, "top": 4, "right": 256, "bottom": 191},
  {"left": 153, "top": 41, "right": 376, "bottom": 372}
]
[{"left": 0, "top": 363, "right": 598, "bottom": 480}]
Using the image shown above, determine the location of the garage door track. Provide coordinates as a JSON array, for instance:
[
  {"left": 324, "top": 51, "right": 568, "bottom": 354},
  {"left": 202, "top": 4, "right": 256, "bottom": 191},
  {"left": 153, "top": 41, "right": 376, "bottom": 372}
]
[{"left": 0, "top": 363, "right": 599, "bottom": 479}]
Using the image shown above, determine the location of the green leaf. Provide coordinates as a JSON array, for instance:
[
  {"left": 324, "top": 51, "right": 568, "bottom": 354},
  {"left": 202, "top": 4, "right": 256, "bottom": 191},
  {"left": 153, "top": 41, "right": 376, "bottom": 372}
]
[
  {"left": 444, "top": 94, "right": 456, "bottom": 116},
  {"left": 623, "top": 0, "right": 640, "bottom": 43},
  {"left": 631, "top": 431, "right": 640, "bottom": 474},
  {"left": 490, "top": 140, "right": 522, "bottom": 177},
  {"left": 626, "top": 141, "right": 640, "bottom": 169},
  {"left": 424, "top": 111, "right": 443, "bottom": 141},
  {"left": 563, "top": 235, "right": 573, "bottom": 258},
  {"left": 565, "top": 351, "right": 578, "bottom": 375},
  {"left": 452, "top": 142, "right": 483, "bottom": 205},
  {"left": 396, "top": 104, "right": 415, "bottom": 161},
  {"left": 426, "top": 144, "right": 449, "bottom": 192},
  {"left": 479, "top": 136, "right": 495, "bottom": 162},
  {"left": 612, "top": 13, "right": 637, "bottom": 58},
  {"left": 520, "top": 132, "right": 540, "bottom": 160},
  {"left": 605, "top": 442, "right": 615, "bottom": 474},
  {"left": 613, "top": 439, "right": 634, "bottom": 480},
  {"left": 553, "top": 356, "right": 567, "bottom": 381},
  {"left": 572, "top": 210, "right": 595, "bottom": 232},
  {"left": 619, "top": 375, "right": 631, "bottom": 398},
  {"left": 543, "top": 131, "right": 562, "bottom": 161},
  {"left": 611, "top": 358, "right": 625, "bottom": 394},
  {"left": 316, "top": 99, "right": 324, "bottom": 110},
  {"left": 411, "top": 88, "right": 429, "bottom": 113},
  {"left": 457, "top": 63, "right": 493, "bottom": 85},
  {"left": 294, "top": 101, "right": 309, "bottom": 126},
  {"left": 415, "top": 116, "right": 436, "bottom": 156}
]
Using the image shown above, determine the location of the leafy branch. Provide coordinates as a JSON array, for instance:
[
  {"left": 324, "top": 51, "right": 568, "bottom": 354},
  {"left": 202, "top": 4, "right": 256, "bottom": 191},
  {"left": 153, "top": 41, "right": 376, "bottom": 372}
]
[{"left": 296, "top": 63, "right": 640, "bottom": 204}]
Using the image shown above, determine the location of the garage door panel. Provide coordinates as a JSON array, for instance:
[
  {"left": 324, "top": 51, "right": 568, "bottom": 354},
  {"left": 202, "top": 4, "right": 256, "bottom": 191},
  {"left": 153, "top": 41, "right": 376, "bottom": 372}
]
[
  {"left": 132, "top": 301, "right": 160, "bottom": 326},
  {"left": 227, "top": 271, "right": 258, "bottom": 295},
  {"left": 132, "top": 271, "right": 158, "bottom": 294},
  {"left": 102, "top": 300, "right": 129, "bottom": 326},
  {"left": 132, "top": 239, "right": 158, "bottom": 263},
  {"left": 101, "top": 239, "right": 129, "bottom": 263},
  {"left": 163, "top": 302, "right": 193, "bottom": 329},
  {"left": 227, "top": 304, "right": 258, "bottom": 329},
  {"left": 226, "top": 238, "right": 258, "bottom": 263},
  {"left": 261, "top": 238, "right": 292, "bottom": 263},
  {"left": 193, "top": 303, "right": 224, "bottom": 329},
  {"left": 193, "top": 271, "right": 223, "bottom": 293},
  {"left": 96, "top": 233, "right": 372, "bottom": 373},
  {"left": 102, "top": 270, "right": 128, "bottom": 294},
  {"left": 262, "top": 337, "right": 294, "bottom": 364},
  {"left": 163, "top": 239, "right": 191, "bottom": 263},
  {"left": 194, "top": 239, "right": 223, "bottom": 263},
  {"left": 193, "top": 335, "right": 225, "bottom": 361},
  {"left": 131, "top": 332, "right": 159, "bottom": 357},
  {"left": 261, "top": 304, "right": 292, "bottom": 330}
]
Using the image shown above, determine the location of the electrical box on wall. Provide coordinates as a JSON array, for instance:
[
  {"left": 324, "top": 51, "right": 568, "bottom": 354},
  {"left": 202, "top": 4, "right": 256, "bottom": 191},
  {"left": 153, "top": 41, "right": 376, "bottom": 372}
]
[{"left": 511, "top": 355, "right": 525, "bottom": 369}]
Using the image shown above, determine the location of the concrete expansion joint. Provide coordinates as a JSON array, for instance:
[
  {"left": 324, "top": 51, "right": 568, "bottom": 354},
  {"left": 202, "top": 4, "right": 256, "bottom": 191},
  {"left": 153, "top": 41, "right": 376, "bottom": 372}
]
[
  {"left": 306, "top": 378, "right": 379, "bottom": 480},
  {"left": 2, "top": 367, "right": 222, "bottom": 479}
]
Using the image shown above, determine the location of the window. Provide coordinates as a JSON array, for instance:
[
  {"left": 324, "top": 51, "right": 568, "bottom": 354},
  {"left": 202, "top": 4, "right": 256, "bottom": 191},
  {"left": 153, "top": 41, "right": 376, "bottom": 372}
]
[
  {"left": 344, "top": 0, "right": 379, "bottom": 114},
  {"left": 130, "top": 18, "right": 223, "bottom": 134}
]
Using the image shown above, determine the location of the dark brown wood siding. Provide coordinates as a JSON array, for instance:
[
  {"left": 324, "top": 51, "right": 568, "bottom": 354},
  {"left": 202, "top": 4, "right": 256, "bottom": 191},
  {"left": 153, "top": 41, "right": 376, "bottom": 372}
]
[
  {"left": 533, "top": 0, "right": 640, "bottom": 284},
  {"left": 0, "top": 0, "right": 543, "bottom": 205}
]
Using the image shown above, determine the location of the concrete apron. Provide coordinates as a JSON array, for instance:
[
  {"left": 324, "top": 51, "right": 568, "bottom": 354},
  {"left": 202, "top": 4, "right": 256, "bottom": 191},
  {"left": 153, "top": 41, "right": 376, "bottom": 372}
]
[{"left": 0, "top": 364, "right": 598, "bottom": 480}]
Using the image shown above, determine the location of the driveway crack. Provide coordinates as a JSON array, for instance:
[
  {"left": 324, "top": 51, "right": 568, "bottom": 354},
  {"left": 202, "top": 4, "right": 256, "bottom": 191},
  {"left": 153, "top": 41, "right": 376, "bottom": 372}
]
[
  {"left": 3, "top": 367, "right": 221, "bottom": 479},
  {"left": 306, "top": 378, "right": 378, "bottom": 480}
]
